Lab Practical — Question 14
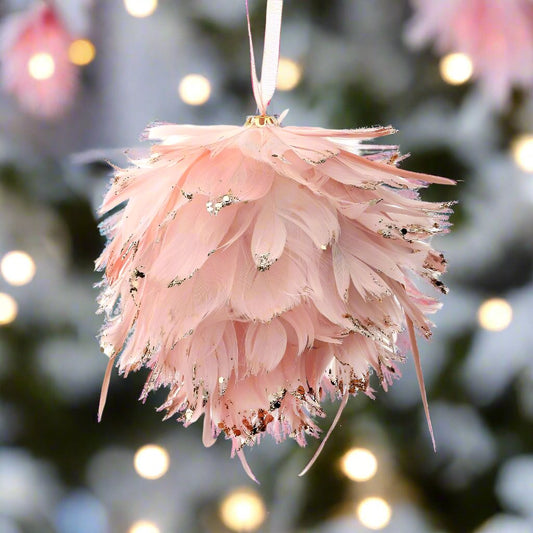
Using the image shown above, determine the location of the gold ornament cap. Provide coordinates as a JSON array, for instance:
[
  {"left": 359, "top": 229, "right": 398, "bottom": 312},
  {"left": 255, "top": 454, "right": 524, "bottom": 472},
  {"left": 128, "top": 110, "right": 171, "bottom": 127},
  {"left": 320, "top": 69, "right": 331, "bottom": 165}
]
[{"left": 244, "top": 115, "right": 280, "bottom": 127}]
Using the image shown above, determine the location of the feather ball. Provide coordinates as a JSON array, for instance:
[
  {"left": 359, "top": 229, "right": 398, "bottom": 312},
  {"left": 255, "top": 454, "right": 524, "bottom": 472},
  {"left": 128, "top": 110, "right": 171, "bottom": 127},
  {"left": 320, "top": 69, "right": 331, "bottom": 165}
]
[
  {"left": 0, "top": 3, "right": 78, "bottom": 119},
  {"left": 96, "top": 113, "right": 454, "bottom": 473},
  {"left": 406, "top": 0, "right": 533, "bottom": 107}
]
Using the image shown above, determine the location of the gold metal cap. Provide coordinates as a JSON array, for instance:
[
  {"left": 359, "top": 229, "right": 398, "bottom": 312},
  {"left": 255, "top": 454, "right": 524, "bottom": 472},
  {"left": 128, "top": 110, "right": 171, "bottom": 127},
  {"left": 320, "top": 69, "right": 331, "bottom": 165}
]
[{"left": 244, "top": 115, "right": 280, "bottom": 127}]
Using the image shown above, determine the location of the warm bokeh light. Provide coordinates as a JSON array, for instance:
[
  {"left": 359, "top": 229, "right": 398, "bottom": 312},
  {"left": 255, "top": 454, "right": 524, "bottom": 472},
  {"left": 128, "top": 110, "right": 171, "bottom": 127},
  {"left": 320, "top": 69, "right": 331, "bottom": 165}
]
[
  {"left": 340, "top": 447, "right": 378, "bottom": 482},
  {"left": 277, "top": 57, "right": 302, "bottom": 91},
  {"left": 124, "top": 0, "right": 158, "bottom": 18},
  {"left": 477, "top": 298, "right": 513, "bottom": 332},
  {"left": 219, "top": 488, "right": 266, "bottom": 532},
  {"left": 28, "top": 52, "right": 55, "bottom": 80},
  {"left": 511, "top": 134, "right": 533, "bottom": 173},
  {"left": 133, "top": 444, "right": 170, "bottom": 480},
  {"left": 439, "top": 52, "right": 473, "bottom": 85},
  {"left": 1, "top": 251, "right": 36, "bottom": 286},
  {"left": 0, "top": 293, "right": 18, "bottom": 326},
  {"left": 128, "top": 521, "right": 160, "bottom": 533},
  {"left": 178, "top": 74, "right": 212, "bottom": 106},
  {"left": 69, "top": 39, "right": 96, "bottom": 66},
  {"left": 356, "top": 497, "right": 392, "bottom": 530}
]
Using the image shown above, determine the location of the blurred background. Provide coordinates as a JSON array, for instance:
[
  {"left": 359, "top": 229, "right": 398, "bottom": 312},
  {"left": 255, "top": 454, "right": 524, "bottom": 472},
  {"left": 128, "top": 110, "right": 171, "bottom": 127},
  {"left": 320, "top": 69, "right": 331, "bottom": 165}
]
[{"left": 1, "top": 0, "right": 532, "bottom": 532}]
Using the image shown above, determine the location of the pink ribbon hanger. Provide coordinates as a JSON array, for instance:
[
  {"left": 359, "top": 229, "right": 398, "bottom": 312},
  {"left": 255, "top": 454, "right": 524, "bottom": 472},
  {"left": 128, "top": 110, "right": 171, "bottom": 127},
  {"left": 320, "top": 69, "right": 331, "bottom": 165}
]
[{"left": 246, "top": 0, "right": 284, "bottom": 115}]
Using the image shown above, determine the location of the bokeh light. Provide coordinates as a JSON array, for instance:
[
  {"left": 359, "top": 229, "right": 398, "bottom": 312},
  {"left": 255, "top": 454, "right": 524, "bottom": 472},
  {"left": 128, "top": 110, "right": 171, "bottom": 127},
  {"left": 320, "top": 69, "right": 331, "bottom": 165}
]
[
  {"left": 511, "top": 134, "right": 533, "bottom": 173},
  {"left": 356, "top": 497, "right": 392, "bottom": 530},
  {"left": 0, "top": 293, "right": 18, "bottom": 326},
  {"left": 219, "top": 487, "right": 266, "bottom": 532},
  {"left": 54, "top": 490, "right": 109, "bottom": 533},
  {"left": 28, "top": 52, "right": 55, "bottom": 80},
  {"left": 69, "top": 39, "right": 96, "bottom": 66},
  {"left": 277, "top": 57, "right": 302, "bottom": 91},
  {"left": 178, "top": 74, "right": 212, "bottom": 106},
  {"left": 439, "top": 52, "right": 473, "bottom": 85},
  {"left": 477, "top": 298, "right": 513, "bottom": 332},
  {"left": 1, "top": 251, "right": 36, "bottom": 286},
  {"left": 124, "top": 0, "right": 158, "bottom": 18},
  {"left": 128, "top": 520, "right": 160, "bottom": 533},
  {"left": 340, "top": 447, "right": 378, "bottom": 482},
  {"left": 133, "top": 444, "right": 169, "bottom": 480}
]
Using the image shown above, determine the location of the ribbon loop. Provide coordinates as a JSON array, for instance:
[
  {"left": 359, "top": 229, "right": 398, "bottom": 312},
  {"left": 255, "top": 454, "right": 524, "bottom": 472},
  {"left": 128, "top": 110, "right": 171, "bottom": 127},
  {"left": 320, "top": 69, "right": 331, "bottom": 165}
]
[{"left": 246, "top": 0, "right": 284, "bottom": 115}]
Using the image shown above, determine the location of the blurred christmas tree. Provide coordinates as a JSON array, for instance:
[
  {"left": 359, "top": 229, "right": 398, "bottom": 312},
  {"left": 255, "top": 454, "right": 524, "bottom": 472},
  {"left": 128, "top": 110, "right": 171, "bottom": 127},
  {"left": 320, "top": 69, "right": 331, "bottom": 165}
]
[{"left": 0, "top": 1, "right": 532, "bottom": 532}]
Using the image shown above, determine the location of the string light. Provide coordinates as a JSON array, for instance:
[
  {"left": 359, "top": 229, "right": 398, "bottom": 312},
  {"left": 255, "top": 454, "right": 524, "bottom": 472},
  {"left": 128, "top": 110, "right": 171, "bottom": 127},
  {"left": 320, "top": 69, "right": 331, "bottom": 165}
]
[
  {"left": 277, "top": 57, "right": 302, "bottom": 91},
  {"left": 219, "top": 488, "right": 266, "bottom": 532},
  {"left": 133, "top": 444, "right": 170, "bottom": 480},
  {"left": 340, "top": 447, "right": 378, "bottom": 482},
  {"left": 128, "top": 521, "right": 160, "bottom": 533},
  {"left": 439, "top": 52, "right": 473, "bottom": 85},
  {"left": 511, "top": 134, "right": 533, "bottom": 173},
  {"left": 477, "top": 298, "right": 513, "bottom": 331},
  {"left": 69, "top": 39, "right": 96, "bottom": 66},
  {"left": 1, "top": 251, "right": 36, "bottom": 286},
  {"left": 356, "top": 497, "right": 392, "bottom": 530},
  {"left": 0, "top": 293, "right": 18, "bottom": 326},
  {"left": 28, "top": 52, "right": 55, "bottom": 80},
  {"left": 124, "top": 0, "right": 158, "bottom": 18},
  {"left": 178, "top": 74, "right": 212, "bottom": 106}
]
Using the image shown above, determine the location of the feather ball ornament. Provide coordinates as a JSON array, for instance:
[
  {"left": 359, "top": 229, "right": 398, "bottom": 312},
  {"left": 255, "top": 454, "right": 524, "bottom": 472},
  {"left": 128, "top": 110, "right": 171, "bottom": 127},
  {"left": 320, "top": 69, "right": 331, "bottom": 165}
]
[
  {"left": 406, "top": 0, "right": 533, "bottom": 108},
  {"left": 96, "top": 0, "right": 454, "bottom": 479},
  {"left": 0, "top": 2, "right": 78, "bottom": 119}
]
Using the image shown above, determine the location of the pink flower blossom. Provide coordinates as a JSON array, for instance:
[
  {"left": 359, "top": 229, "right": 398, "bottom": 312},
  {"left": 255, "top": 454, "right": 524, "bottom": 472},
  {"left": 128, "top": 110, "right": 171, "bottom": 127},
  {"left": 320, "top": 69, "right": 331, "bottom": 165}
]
[
  {"left": 0, "top": 3, "right": 78, "bottom": 119},
  {"left": 96, "top": 113, "right": 454, "bottom": 477},
  {"left": 406, "top": 0, "right": 533, "bottom": 107}
]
